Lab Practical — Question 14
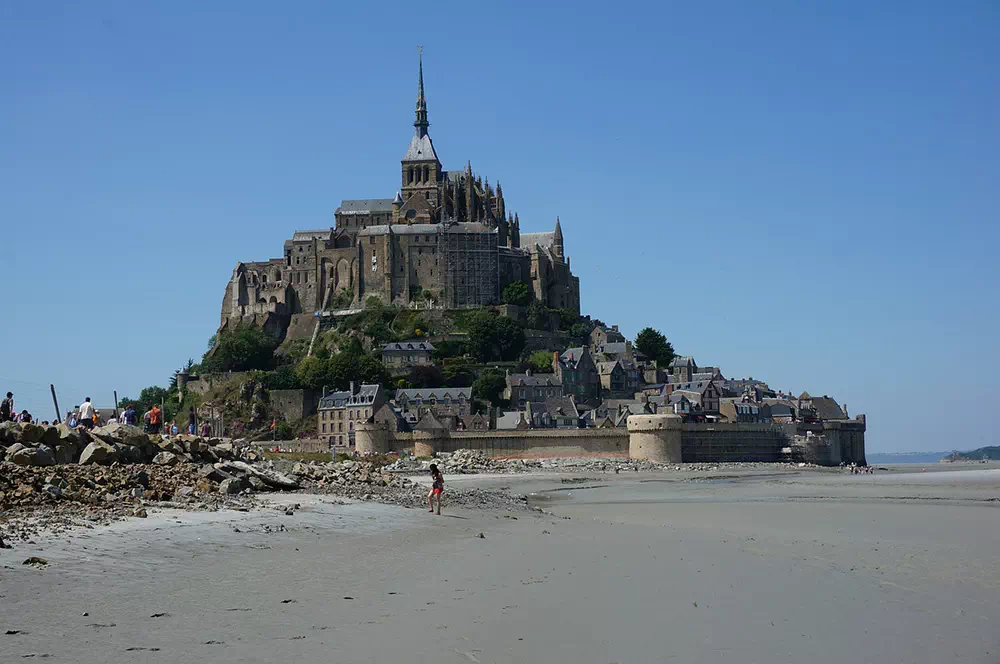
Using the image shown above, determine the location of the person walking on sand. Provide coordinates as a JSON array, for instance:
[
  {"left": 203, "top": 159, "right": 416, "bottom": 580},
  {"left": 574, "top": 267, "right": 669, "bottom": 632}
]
[
  {"left": 78, "top": 397, "right": 96, "bottom": 429},
  {"left": 428, "top": 463, "right": 444, "bottom": 515}
]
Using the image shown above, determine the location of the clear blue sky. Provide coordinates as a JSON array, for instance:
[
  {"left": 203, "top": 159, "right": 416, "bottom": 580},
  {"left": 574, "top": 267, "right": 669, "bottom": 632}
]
[{"left": 2, "top": 1, "right": 997, "bottom": 453}]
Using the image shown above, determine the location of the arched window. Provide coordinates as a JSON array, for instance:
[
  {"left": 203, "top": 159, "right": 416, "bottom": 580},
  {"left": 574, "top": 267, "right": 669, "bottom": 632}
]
[
  {"left": 408, "top": 168, "right": 414, "bottom": 183},
  {"left": 423, "top": 166, "right": 429, "bottom": 182},
  {"left": 275, "top": 270, "right": 281, "bottom": 281}
]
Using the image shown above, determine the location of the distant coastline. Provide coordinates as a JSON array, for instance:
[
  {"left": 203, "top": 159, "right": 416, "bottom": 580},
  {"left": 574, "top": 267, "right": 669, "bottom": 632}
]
[{"left": 866, "top": 451, "right": 950, "bottom": 465}]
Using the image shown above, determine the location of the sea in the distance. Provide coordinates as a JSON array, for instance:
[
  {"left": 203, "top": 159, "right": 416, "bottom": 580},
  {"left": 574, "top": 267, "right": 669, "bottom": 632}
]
[{"left": 867, "top": 451, "right": 950, "bottom": 465}]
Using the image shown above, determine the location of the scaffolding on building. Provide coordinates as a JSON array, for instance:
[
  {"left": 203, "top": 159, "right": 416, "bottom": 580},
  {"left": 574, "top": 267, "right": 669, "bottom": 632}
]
[{"left": 439, "top": 222, "right": 499, "bottom": 309}]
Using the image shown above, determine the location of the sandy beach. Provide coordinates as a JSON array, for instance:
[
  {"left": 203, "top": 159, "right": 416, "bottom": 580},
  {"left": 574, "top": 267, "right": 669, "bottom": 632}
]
[{"left": 2, "top": 464, "right": 998, "bottom": 663}]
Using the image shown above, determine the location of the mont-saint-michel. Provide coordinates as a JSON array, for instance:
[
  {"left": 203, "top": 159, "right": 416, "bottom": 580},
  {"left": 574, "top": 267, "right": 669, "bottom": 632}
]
[{"left": 2, "top": 28, "right": 998, "bottom": 664}]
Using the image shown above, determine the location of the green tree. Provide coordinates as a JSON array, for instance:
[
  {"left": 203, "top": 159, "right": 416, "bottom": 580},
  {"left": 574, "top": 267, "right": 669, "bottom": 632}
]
[
  {"left": 527, "top": 350, "right": 555, "bottom": 374},
  {"left": 472, "top": 369, "right": 507, "bottom": 405},
  {"left": 634, "top": 327, "right": 676, "bottom": 367},
  {"left": 442, "top": 359, "right": 476, "bottom": 388},
  {"left": 570, "top": 322, "right": 589, "bottom": 339},
  {"left": 407, "top": 365, "right": 445, "bottom": 388},
  {"left": 526, "top": 301, "right": 551, "bottom": 330},
  {"left": 201, "top": 326, "right": 278, "bottom": 373},
  {"left": 466, "top": 311, "right": 525, "bottom": 362},
  {"left": 501, "top": 280, "right": 533, "bottom": 307},
  {"left": 295, "top": 356, "right": 329, "bottom": 391}
]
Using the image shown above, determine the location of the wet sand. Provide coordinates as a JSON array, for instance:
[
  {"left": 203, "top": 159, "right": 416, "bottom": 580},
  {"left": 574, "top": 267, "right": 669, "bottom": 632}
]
[{"left": 2, "top": 466, "right": 998, "bottom": 663}]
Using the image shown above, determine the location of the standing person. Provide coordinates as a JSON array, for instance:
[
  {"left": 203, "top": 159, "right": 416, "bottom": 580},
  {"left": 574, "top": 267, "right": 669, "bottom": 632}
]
[
  {"left": 0, "top": 392, "right": 13, "bottom": 423},
  {"left": 78, "top": 397, "right": 96, "bottom": 429},
  {"left": 187, "top": 407, "right": 197, "bottom": 435},
  {"left": 427, "top": 463, "right": 444, "bottom": 515},
  {"left": 126, "top": 404, "right": 137, "bottom": 426},
  {"left": 149, "top": 403, "right": 162, "bottom": 434},
  {"left": 200, "top": 421, "right": 210, "bottom": 437}
]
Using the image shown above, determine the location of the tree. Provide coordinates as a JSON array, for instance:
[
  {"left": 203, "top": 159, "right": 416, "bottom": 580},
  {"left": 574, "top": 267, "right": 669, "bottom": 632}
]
[
  {"left": 465, "top": 310, "right": 525, "bottom": 362},
  {"left": 472, "top": 369, "right": 507, "bottom": 406},
  {"left": 443, "top": 360, "right": 476, "bottom": 388},
  {"left": 527, "top": 350, "right": 555, "bottom": 374},
  {"left": 501, "top": 280, "right": 533, "bottom": 307},
  {"left": 201, "top": 326, "right": 278, "bottom": 373},
  {"left": 570, "top": 322, "right": 589, "bottom": 339},
  {"left": 295, "top": 356, "right": 329, "bottom": 391},
  {"left": 526, "top": 301, "right": 551, "bottom": 330},
  {"left": 494, "top": 316, "right": 526, "bottom": 361},
  {"left": 407, "top": 365, "right": 445, "bottom": 389},
  {"left": 634, "top": 327, "right": 675, "bottom": 367}
]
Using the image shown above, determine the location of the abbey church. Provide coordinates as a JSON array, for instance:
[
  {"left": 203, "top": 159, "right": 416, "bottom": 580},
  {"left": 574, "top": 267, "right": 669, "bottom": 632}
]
[{"left": 219, "top": 56, "right": 580, "bottom": 339}]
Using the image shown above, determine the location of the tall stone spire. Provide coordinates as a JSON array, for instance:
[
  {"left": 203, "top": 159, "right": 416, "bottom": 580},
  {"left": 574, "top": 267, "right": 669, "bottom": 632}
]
[{"left": 414, "top": 48, "right": 429, "bottom": 138}]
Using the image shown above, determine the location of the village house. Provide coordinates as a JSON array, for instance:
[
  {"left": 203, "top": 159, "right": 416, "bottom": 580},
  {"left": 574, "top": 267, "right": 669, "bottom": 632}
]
[
  {"left": 552, "top": 347, "right": 601, "bottom": 404},
  {"left": 504, "top": 370, "right": 563, "bottom": 409},
  {"left": 393, "top": 387, "right": 473, "bottom": 429},
  {"left": 382, "top": 340, "right": 435, "bottom": 370},
  {"left": 589, "top": 325, "right": 626, "bottom": 349},
  {"left": 317, "top": 383, "right": 386, "bottom": 449}
]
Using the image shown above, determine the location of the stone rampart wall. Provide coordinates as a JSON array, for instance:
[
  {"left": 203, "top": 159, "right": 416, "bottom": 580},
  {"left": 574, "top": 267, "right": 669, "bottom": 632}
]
[{"left": 269, "top": 389, "right": 320, "bottom": 422}]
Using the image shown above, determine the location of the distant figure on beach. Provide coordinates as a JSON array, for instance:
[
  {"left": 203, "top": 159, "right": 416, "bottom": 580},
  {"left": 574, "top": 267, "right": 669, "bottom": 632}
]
[
  {"left": 78, "top": 397, "right": 95, "bottom": 429},
  {"left": 17, "top": 410, "right": 32, "bottom": 423},
  {"left": 170, "top": 421, "right": 179, "bottom": 436},
  {"left": 428, "top": 463, "right": 444, "bottom": 515},
  {"left": 188, "top": 407, "right": 197, "bottom": 435},
  {"left": 200, "top": 421, "right": 211, "bottom": 437},
  {"left": 0, "top": 392, "right": 13, "bottom": 422}
]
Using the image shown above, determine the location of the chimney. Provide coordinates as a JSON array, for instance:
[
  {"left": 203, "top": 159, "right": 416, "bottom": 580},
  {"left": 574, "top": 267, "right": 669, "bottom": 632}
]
[
  {"left": 350, "top": 381, "right": 355, "bottom": 394},
  {"left": 552, "top": 351, "right": 560, "bottom": 370}
]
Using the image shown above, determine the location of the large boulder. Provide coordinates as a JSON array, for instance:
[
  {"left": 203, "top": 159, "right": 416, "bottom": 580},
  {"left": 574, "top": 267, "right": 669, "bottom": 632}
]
[
  {"left": 157, "top": 440, "right": 184, "bottom": 455},
  {"left": 40, "top": 426, "right": 62, "bottom": 446},
  {"left": 0, "top": 420, "right": 19, "bottom": 444},
  {"left": 10, "top": 445, "right": 56, "bottom": 466},
  {"left": 218, "top": 477, "right": 249, "bottom": 494},
  {"left": 91, "top": 422, "right": 150, "bottom": 448},
  {"left": 152, "top": 451, "right": 181, "bottom": 466},
  {"left": 117, "top": 444, "right": 147, "bottom": 464},
  {"left": 55, "top": 422, "right": 80, "bottom": 445},
  {"left": 18, "top": 422, "right": 45, "bottom": 444},
  {"left": 222, "top": 460, "right": 300, "bottom": 490},
  {"left": 54, "top": 444, "right": 78, "bottom": 464},
  {"left": 3, "top": 442, "right": 27, "bottom": 460},
  {"left": 79, "top": 440, "right": 118, "bottom": 465}
]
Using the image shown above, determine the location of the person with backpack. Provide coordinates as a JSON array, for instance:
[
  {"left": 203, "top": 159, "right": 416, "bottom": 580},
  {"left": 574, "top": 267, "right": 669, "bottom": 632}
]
[
  {"left": 149, "top": 404, "right": 162, "bottom": 434},
  {"left": 0, "top": 392, "right": 13, "bottom": 422}
]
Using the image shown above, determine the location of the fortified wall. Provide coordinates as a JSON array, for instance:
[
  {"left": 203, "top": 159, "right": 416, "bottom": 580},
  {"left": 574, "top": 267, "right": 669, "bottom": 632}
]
[{"left": 354, "top": 415, "right": 867, "bottom": 466}]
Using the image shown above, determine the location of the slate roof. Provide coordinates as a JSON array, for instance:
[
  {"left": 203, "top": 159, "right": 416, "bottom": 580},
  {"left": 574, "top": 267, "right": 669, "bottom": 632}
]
[
  {"left": 559, "top": 347, "right": 589, "bottom": 368},
  {"left": 336, "top": 199, "right": 395, "bottom": 214},
  {"left": 506, "top": 373, "right": 562, "bottom": 387},
  {"left": 671, "top": 380, "right": 717, "bottom": 394},
  {"left": 291, "top": 230, "right": 333, "bottom": 242},
  {"left": 383, "top": 340, "right": 435, "bottom": 353},
  {"left": 597, "top": 361, "right": 622, "bottom": 375},
  {"left": 357, "top": 223, "right": 495, "bottom": 236},
  {"left": 806, "top": 396, "right": 847, "bottom": 421},
  {"left": 318, "top": 384, "right": 382, "bottom": 409},
  {"left": 393, "top": 387, "right": 471, "bottom": 403},
  {"left": 668, "top": 356, "right": 696, "bottom": 369},
  {"left": 403, "top": 133, "right": 439, "bottom": 162},
  {"left": 497, "top": 411, "right": 529, "bottom": 430},
  {"left": 595, "top": 342, "right": 629, "bottom": 356}
]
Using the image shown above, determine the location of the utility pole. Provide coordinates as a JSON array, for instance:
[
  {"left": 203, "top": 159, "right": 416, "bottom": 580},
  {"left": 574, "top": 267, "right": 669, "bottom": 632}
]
[
  {"left": 50, "top": 384, "right": 61, "bottom": 423},
  {"left": 113, "top": 391, "right": 119, "bottom": 419}
]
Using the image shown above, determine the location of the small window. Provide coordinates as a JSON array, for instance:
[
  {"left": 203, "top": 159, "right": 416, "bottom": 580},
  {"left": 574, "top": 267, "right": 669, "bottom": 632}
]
[{"left": 370, "top": 237, "right": 375, "bottom": 245}]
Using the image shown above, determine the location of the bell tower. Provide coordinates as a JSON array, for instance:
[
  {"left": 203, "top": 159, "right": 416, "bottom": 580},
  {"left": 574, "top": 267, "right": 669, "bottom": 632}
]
[{"left": 400, "top": 48, "right": 441, "bottom": 216}]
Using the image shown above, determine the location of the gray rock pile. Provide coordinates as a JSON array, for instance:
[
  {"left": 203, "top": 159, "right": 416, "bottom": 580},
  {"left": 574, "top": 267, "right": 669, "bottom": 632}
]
[{"left": 0, "top": 420, "right": 239, "bottom": 467}]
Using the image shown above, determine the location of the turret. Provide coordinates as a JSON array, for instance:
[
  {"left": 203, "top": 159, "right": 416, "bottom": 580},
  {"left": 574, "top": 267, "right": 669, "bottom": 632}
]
[
  {"left": 392, "top": 190, "right": 403, "bottom": 220},
  {"left": 553, "top": 217, "right": 564, "bottom": 260}
]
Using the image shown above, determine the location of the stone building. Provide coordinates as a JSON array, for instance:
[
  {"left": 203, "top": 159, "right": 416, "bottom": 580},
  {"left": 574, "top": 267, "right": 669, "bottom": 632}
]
[
  {"left": 504, "top": 371, "right": 563, "bottom": 409},
  {"left": 382, "top": 340, "right": 435, "bottom": 370},
  {"left": 218, "top": 55, "right": 580, "bottom": 342},
  {"left": 317, "top": 383, "right": 385, "bottom": 449},
  {"left": 552, "top": 347, "right": 601, "bottom": 404}
]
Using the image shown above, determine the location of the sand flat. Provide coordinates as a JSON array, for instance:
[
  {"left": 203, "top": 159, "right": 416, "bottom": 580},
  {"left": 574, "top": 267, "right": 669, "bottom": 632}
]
[{"left": 1, "top": 467, "right": 998, "bottom": 663}]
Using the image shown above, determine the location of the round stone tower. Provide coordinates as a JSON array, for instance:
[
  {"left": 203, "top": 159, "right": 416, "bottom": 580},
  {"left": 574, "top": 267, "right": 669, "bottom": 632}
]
[
  {"left": 355, "top": 420, "right": 389, "bottom": 456},
  {"left": 627, "top": 413, "right": 683, "bottom": 463}
]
